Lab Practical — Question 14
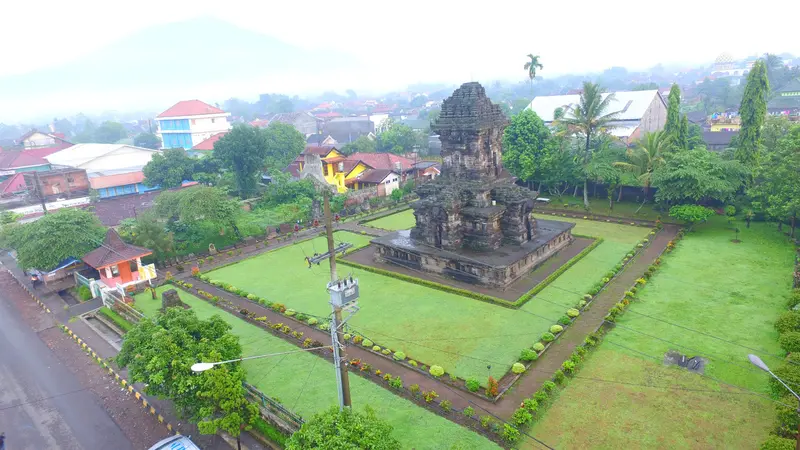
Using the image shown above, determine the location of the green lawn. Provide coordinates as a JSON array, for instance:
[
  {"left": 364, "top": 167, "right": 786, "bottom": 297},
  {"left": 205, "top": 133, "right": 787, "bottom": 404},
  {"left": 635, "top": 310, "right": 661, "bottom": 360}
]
[
  {"left": 365, "top": 209, "right": 416, "bottom": 230},
  {"left": 134, "top": 286, "right": 497, "bottom": 450},
  {"left": 529, "top": 217, "right": 794, "bottom": 448},
  {"left": 544, "top": 198, "right": 666, "bottom": 221},
  {"left": 205, "top": 222, "right": 648, "bottom": 382}
]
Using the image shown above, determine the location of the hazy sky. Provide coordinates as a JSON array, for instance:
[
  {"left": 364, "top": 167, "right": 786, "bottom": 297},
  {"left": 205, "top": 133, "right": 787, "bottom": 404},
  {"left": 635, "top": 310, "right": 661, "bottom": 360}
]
[{"left": 3, "top": 0, "right": 800, "bottom": 122}]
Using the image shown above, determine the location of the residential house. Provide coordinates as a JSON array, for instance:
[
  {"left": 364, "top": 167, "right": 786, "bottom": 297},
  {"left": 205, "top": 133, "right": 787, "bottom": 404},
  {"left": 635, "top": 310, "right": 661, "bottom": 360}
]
[
  {"left": 287, "top": 146, "right": 371, "bottom": 193},
  {"left": 190, "top": 131, "right": 228, "bottom": 157},
  {"left": 22, "top": 167, "right": 90, "bottom": 198},
  {"left": 13, "top": 130, "right": 73, "bottom": 158},
  {"left": 0, "top": 173, "right": 27, "bottom": 197},
  {"left": 702, "top": 130, "right": 739, "bottom": 151},
  {"left": 45, "top": 144, "right": 161, "bottom": 198},
  {"left": 708, "top": 112, "right": 740, "bottom": 132},
  {"left": 306, "top": 134, "right": 337, "bottom": 146},
  {"left": 347, "top": 169, "right": 400, "bottom": 195},
  {"left": 0, "top": 152, "right": 51, "bottom": 179},
  {"left": 323, "top": 117, "right": 375, "bottom": 144},
  {"left": 768, "top": 78, "right": 800, "bottom": 117},
  {"left": 156, "top": 100, "right": 231, "bottom": 149},
  {"left": 526, "top": 90, "right": 668, "bottom": 142},
  {"left": 82, "top": 229, "right": 152, "bottom": 288},
  {"left": 255, "top": 112, "right": 321, "bottom": 136},
  {"left": 411, "top": 161, "right": 441, "bottom": 181},
  {"left": 348, "top": 152, "right": 416, "bottom": 181}
]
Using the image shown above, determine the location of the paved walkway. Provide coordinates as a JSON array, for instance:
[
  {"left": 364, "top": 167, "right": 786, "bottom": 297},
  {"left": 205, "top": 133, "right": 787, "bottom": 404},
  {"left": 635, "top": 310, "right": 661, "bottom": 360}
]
[{"left": 183, "top": 224, "right": 679, "bottom": 420}]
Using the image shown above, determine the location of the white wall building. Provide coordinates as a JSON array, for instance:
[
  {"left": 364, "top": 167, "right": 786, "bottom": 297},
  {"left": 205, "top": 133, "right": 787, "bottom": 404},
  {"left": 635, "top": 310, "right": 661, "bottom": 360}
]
[{"left": 155, "top": 100, "right": 231, "bottom": 150}]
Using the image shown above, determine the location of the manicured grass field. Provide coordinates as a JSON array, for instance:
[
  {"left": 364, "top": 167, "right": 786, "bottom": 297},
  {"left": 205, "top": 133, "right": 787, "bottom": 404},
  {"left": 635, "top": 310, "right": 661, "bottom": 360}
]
[
  {"left": 134, "top": 286, "right": 497, "bottom": 450},
  {"left": 365, "top": 209, "right": 416, "bottom": 230},
  {"left": 545, "top": 198, "right": 665, "bottom": 221},
  {"left": 528, "top": 217, "right": 794, "bottom": 448},
  {"left": 206, "top": 221, "right": 648, "bottom": 382}
]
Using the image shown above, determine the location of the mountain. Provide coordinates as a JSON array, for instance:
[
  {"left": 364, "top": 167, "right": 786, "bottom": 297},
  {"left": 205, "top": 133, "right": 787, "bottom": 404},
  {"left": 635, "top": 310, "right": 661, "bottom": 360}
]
[{"left": 0, "top": 17, "right": 360, "bottom": 120}]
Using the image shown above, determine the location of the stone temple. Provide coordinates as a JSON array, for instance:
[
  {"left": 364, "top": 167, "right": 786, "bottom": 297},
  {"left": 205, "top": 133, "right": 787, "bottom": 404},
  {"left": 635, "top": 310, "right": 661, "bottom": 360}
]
[{"left": 372, "top": 82, "right": 575, "bottom": 288}]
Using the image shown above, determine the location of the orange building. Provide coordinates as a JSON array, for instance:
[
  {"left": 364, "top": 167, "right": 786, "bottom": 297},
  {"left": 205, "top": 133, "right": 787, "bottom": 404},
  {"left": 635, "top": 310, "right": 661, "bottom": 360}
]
[{"left": 82, "top": 229, "right": 152, "bottom": 287}]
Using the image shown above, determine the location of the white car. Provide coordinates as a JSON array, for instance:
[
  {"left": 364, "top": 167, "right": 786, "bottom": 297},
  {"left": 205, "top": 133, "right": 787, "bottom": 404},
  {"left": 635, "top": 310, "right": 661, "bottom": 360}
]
[{"left": 148, "top": 435, "right": 201, "bottom": 450}]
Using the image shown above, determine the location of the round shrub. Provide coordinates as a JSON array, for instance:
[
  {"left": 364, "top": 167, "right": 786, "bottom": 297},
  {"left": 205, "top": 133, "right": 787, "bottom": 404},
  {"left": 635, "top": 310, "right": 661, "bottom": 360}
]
[
  {"left": 393, "top": 351, "right": 406, "bottom": 361},
  {"left": 760, "top": 436, "right": 795, "bottom": 450},
  {"left": 787, "top": 290, "right": 800, "bottom": 309},
  {"left": 583, "top": 294, "right": 592, "bottom": 301},
  {"left": 557, "top": 315, "right": 571, "bottom": 326},
  {"left": 566, "top": 308, "right": 580, "bottom": 318},
  {"left": 775, "top": 311, "right": 800, "bottom": 334},
  {"left": 466, "top": 377, "right": 480, "bottom": 392},
  {"left": 353, "top": 335, "right": 363, "bottom": 345},
  {"left": 307, "top": 317, "right": 318, "bottom": 326},
  {"left": 602, "top": 277, "right": 610, "bottom": 283},
  {"left": 520, "top": 349, "right": 538, "bottom": 361},
  {"left": 409, "top": 360, "right": 418, "bottom": 367},
  {"left": 246, "top": 293, "right": 257, "bottom": 300},
  {"left": 343, "top": 333, "right": 351, "bottom": 341},
  {"left": 362, "top": 339, "right": 373, "bottom": 347},
  {"left": 637, "top": 243, "right": 644, "bottom": 248},
  {"left": 780, "top": 331, "right": 800, "bottom": 353},
  {"left": 541, "top": 332, "right": 555, "bottom": 342},
  {"left": 285, "top": 309, "right": 296, "bottom": 317},
  {"left": 429, "top": 365, "right": 445, "bottom": 377},
  {"left": 381, "top": 349, "right": 391, "bottom": 355},
  {"left": 533, "top": 342, "right": 545, "bottom": 352},
  {"left": 549, "top": 325, "right": 564, "bottom": 334},
  {"left": 511, "top": 363, "right": 526, "bottom": 374},
  {"left": 578, "top": 300, "right": 587, "bottom": 308}
]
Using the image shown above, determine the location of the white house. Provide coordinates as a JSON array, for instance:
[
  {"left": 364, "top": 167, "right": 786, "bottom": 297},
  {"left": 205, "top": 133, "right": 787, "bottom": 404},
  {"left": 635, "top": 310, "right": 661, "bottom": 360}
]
[
  {"left": 156, "top": 100, "right": 231, "bottom": 150},
  {"left": 525, "top": 90, "right": 667, "bottom": 142},
  {"left": 45, "top": 144, "right": 161, "bottom": 198}
]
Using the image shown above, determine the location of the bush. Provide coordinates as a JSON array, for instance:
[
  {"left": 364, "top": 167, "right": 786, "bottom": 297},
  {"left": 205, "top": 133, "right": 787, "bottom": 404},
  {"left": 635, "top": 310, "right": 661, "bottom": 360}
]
[
  {"left": 463, "top": 406, "right": 475, "bottom": 418},
  {"left": 776, "top": 311, "right": 800, "bottom": 334},
  {"left": 520, "top": 349, "right": 538, "bottom": 361},
  {"left": 362, "top": 339, "right": 373, "bottom": 347},
  {"left": 409, "top": 360, "right": 418, "bottom": 367},
  {"left": 296, "top": 313, "right": 308, "bottom": 322},
  {"left": 486, "top": 376, "right": 499, "bottom": 397},
  {"left": 511, "top": 363, "right": 526, "bottom": 374},
  {"left": 541, "top": 332, "right": 555, "bottom": 342},
  {"left": 566, "top": 308, "right": 580, "bottom": 318},
  {"left": 466, "top": 377, "right": 480, "bottom": 392},
  {"left": 480, "top": 415, "right": 492, "bottom": 428},
  {"left": 522, "top": 398, "right": 538, "bottom": 413},
  {"left": 787, "top": 290, "right": 800, "bottom": 309},
  {"left": 440, "top": 399, "right": 452, "bottom": 412},
  {"left": 550, "top": 324, "right": 564, "bottom": 334},
  {"left": 77, "top": 285, "right": 92, "bottom": 301},
  {"left": 246, "top": 293, "right": 257, "bottom": 300},
  {"left": 393, "top": 351, "right": 406, "bottom": 361},
  {"left": 562, "top": 360, "right": 577, "bottom": 375},
  {"left": 553, "top": 369, "right": 566, "bottom": 384},
  {"left": 429, "top": 365, "right": 445, "bottom": 377},
  {"left": 422, "top": 390, "right": 439, "bottom": 403},
  {"left": 533, "top": 342, "right": 545, "bottom": 352},
  {"left": 583, "top": 294, "right": 592, "bottom": 301},
  {"left": 511, "top": 408, "right": 532, "bottom": 426},
  {"left": 779, "top": 331, "right": 800, "bottom": 353},
  {"left": 353, "top": 335, "right": 363, "bottom": 345},
  {"left": 372, "top": 345, "right": 381, "bottom": 352},
  {"left": 724, "top": 205, "right": 736, "bottom": 217},
  {"left": 343, "top": 333, "right": 351, "bottom": 341},
  {"left": 381, "top": 349, "right": 391, "bottom": 355},
  {"left": 579, "top": 300, "right": 587, "bottom": 308},
  {"left": 409, "top": 384, "right": 420, "bottom": 396},
  {"left": 307, "top": 317, "right": 318, "bottom": 326},
  {"left": 502, "top": 424, "right": 521, "bottom": 444},
  {"left": 285, "top": 309, "right": 296, "bottom": 316},
  {"left": 533, "top": 390, "right": 548, "bottom": 403},
  {"left": 760, "top": 436, "right": 795, "bottom": 450},
  {"left": 772, "top": 354, "right": 800, "bottom": 397},
  {"left": 557, "top": 315, "right": 571, "bottom": 325},
  {"left": 388, "top": 375, "right": 403, "bottom": 389}
]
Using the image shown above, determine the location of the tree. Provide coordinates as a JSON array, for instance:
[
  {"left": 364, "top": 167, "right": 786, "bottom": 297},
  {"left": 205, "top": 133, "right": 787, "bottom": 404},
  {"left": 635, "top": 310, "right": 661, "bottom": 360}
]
[
  {"left": 584, "top": 141, "right": 626, "bottom": 209},
  {"left": 557, "top": 81, "right": 620, "bottom": 208},
  {"left": 263, "top": 122, "right": 306, "bottom": 171},
  {"left": 286, "top": 406, "right": 400, "bottom": 450},
  {"left": 736, "top": 59, "right": 769, "bottom": 168},
  {"left": 341, "top": 136, "right": 377, "bottom": 155},
  {"left": 143, "top": 148, "right": 196, "bottom": 188},
  {"left": 177, "top": 186, "right": 243, "bottom": 238},
  {"left": 669, "top": 204, "right": 714, "bottom": 230},
  {"left": 651, "top": 148, "right": 747, "bottom": 205},
  {"left": 377, "top": 123, "right": 420, "bottom": 154},
  {"left": 126, "top": 211, "right": 174, "bottom": 262},
  {"left": 523, "top": 54, "right": 543, "bottom": 96},
  {"left": 664, "top": 84, "right": 682, "bottom": 140},
  {"left": 134, "top": 132, "right": 162, "bottom": 149},
  {"left": 93, "top": 121, "right": 128, "bottom": 143},
  {"left": 213, "top": 125, "right": 268, "bottom": 198},
  {"left": 4, "top": 208, "right": 105, "bottom": 270},
  {"left": 502, "top": 110, "right": 556, "bottom": 186},
  {"left": 614, "top": 131, "right": 669, "bottom": 210},
  {"left": 678, "top": 115, "right": 689, "bottom": 151},
  {"left": 749, "top": 125, "right": 800, "bottom": 236},
  {"left": 117, "top": 308, "right": 257, "bottom": 439}
]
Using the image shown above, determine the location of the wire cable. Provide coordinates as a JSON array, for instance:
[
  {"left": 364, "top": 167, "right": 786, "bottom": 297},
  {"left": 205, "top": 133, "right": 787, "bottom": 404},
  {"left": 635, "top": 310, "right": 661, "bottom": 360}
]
[{"left": 291, "top": 353, "right": 321, "bottom": 410}]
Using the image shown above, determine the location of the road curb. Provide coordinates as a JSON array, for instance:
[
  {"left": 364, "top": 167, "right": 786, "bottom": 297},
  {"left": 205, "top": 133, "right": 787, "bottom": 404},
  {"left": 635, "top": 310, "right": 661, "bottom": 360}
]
[{"left": 60, "top": 324, "right": 177, "bottom": 434}]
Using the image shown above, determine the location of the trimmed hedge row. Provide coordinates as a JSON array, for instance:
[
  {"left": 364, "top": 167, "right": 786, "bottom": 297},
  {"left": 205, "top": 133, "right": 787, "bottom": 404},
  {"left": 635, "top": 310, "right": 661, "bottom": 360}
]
[{"left": 97, "top": 306, "right": 134, "bottom": 333}]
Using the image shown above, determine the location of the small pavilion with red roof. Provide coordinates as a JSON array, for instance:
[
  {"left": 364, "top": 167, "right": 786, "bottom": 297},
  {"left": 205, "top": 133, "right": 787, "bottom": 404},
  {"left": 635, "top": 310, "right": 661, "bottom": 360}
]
[{"left": 82, "top": 229, "right": 152, "bottom": 287}]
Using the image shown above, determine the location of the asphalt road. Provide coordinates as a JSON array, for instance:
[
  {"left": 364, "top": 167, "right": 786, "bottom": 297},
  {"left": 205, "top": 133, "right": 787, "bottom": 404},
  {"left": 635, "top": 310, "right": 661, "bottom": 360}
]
[{"left": 0, "top": 291, "right": 134, "bottom": 450}]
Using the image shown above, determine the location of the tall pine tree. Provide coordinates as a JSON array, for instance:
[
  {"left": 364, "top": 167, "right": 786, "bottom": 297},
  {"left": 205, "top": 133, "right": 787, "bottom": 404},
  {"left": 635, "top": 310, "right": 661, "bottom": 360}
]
[
  {"left": 736, "top": 59, "right": 770, "bottom": 167},
  {"left": 664, "top": 84, "right": 681, "bottom": 139},
  {"left": 678, "top": 115, "right": 689, "bottom": 150}
]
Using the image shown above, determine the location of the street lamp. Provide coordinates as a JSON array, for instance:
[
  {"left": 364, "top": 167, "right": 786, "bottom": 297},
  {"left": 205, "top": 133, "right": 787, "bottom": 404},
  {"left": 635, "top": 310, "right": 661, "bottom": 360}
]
[
  {"left": 748, "top": 354, "right": 800, "bottom": 450},
  {"left": 191, "top": 347, "right": 329, "bottom": 373}
]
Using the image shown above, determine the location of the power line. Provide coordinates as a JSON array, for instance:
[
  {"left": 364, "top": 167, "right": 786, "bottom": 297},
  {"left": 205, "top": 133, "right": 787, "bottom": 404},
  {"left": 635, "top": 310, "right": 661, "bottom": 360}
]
[{"left": 292, "top": 352, "right": 321, "bottom": 410}]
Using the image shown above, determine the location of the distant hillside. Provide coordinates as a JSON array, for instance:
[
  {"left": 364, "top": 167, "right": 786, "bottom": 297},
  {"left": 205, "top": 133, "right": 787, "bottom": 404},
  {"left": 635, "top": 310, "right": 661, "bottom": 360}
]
[{"left": 0, "top": 17, "right": 358, "bottom": 114}]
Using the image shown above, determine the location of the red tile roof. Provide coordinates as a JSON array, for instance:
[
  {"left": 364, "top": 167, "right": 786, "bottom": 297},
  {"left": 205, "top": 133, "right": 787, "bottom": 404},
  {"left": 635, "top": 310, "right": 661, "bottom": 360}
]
[
  {"left": 303, "top": 146, "right": 339, "bottom": 157},
  {"left": 250, "top": 119, "right": 270, "bottom": 128},
  {"left": 192, "top": 132, "right": 228, "bottom": 151},
  {"left": 0, "top": 151, "right": 49, "bottom": 170},
  {"left": 348, "top": 152, "right": 414, "bottom": 171},
  {"left": 354, "top": 168, "right": 395, "bottom": 184},
  {"left": 82, "top": 229, "right": 152, "bottom": 269},
  {"left": 0, "top": 173, "right": 27, "bottom": 195},
  {"left": 157, "top": 100, "right": 225, "bottom": 118},
  {"left": 285, "top": 162, "right": 302, "bottom": 178}
]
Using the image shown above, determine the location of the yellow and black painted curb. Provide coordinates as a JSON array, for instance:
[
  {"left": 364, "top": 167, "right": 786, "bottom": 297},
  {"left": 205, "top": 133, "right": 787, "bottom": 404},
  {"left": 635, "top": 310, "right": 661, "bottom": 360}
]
[
  {"left": 2, "top": 269, "right": 52, "bottom": 313},
  {"left": 60, "top": 324, "right": 178, "bottom": 434}
]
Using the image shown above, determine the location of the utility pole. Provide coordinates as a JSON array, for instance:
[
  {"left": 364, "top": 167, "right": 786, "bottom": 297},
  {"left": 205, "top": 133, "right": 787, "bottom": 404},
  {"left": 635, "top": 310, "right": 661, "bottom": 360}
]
[
  {"left": 33, "top": 171, "right": 47, "bottom": 215},
  {"left": 323, "top": 191, "right": 355, "bottom": 410}
]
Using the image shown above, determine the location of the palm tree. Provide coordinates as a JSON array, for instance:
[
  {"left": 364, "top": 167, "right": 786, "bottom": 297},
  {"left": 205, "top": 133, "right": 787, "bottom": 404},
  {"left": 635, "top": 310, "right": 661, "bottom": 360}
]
[
  {"left": 556, "top": 82, "right": 620, "bottom": 208},
  {"left": 614, "top": 131, "right": 669, "bottom": 213},
  {"left": 523, "top": 54, "right": 543, "bottom": 97}
]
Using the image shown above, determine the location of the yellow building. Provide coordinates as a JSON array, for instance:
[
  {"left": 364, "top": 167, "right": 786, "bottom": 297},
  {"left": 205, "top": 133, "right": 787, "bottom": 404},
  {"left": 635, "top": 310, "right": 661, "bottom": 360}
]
[{"left": 291, "top": 146, "right": 373, "bottom": 193}]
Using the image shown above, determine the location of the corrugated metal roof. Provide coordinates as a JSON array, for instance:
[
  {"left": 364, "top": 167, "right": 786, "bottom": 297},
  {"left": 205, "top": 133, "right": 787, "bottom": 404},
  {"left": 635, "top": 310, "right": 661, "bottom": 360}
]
[
  {"left": 526, "top": 90, "right": 662, "bottom": 122},
  {"left": 45, "top": 144, "right": 159, "bottom": 169}
]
